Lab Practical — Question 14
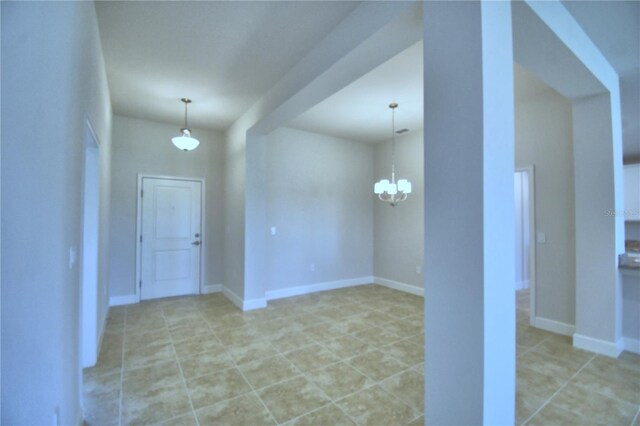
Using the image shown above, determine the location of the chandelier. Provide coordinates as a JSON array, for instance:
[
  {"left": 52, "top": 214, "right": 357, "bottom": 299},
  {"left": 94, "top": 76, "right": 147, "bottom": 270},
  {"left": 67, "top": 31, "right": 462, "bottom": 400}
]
[
  {"left": 374, "top": 102, "right": 412, "bottom": 206},
  {"left": 171, "top": 98, "right": 200, "bottom": 151}
]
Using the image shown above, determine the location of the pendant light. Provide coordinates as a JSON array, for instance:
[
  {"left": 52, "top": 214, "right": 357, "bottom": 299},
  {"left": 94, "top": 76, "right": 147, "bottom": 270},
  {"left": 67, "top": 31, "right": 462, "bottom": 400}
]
[
  {"left": 374, "top": 102, "right": 412, "bottom": 206},
  {"left": 171, "top": 98, "right": 200, "bottom": 151}
]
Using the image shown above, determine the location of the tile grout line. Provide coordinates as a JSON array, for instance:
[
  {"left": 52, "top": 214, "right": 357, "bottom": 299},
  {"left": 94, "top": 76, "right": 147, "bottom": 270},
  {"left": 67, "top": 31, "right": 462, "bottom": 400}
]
[
  {"left": 630, "top": 405, "right": 640, "bottom": 426},
  {"left": 259, "top": 339, "right": 336, "bottom": 425},
  {"left": 281, "top": 343, "right": 366, "bottom": 426},
  {"left": 109, "top": 288, "right": 423, "bottom": 425},
  {"left": 294, "top": 338, "right": 420, "bottom": 424},
  {"left": 523, "top": 340, "right": 640, "bottom": 411},
  {"left": 222, "top": 328, "right": 381, "bottom": 424},
  {"left": 163, "top": 308, "right": 201, "bottom": 426},
  {"left": 516, "top": 332, "right": 555, "bottom": 359},
  {"left": 201, "top": 314, "right": 280, "bottom": 426},
  {"left": 521, "top": 353, "right": 597, "bottom": 425}
]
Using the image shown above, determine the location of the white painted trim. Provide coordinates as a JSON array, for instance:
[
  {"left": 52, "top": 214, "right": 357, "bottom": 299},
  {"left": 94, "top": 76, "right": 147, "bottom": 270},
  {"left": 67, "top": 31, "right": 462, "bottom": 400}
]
[
  {"left": 203, "top": 283, "right": 223, "bottom": 294},
  {"left": 622, "top": 337, "right": 640, "bottom": 354},
  {"left": 265, "top": 276, "right": 374, "bottom": 301},
  {"left": 374, "top": 277, "right": 424, "bottom": 297},
  {"left": 109, "top": 294, "right": 137, "bottom": 307},
  {"left": 516, "top": 166, "right": 536, "bottom": 327},
  {"left": 222, "top": 286, "right": 266, "bottom": 311},
  {"left": 573, "top": 333, "right": 623, "bottom": 358},
  {"left": 242, "top": 297, "right": 268, "bottom": 311},
  {"left": 93, "top": 309, "right": 107, "bottom": 367},
  {"left": 515, "top": 280, "right": 529, "bottom": 291},
  {"left": 533, "top": 316, "right": 575, "bottom": 336},
  {"left": 222, "top": 285, "right": 243, "bottom": 309},
  {"left": 80, "top": 116, "right": 102, "bottom": 369},
  {"left": 135, "top": 174, "right": 206, "bottom": 303}
]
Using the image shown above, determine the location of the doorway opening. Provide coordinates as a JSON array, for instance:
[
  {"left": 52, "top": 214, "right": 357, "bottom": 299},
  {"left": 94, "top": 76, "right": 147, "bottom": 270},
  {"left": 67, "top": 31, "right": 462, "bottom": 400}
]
[
  {"left": 81, "top": 119, "right": 101, "bottom": 368},
  {"left": 515, "top": 166, "right": 536, "bottom": 326}
]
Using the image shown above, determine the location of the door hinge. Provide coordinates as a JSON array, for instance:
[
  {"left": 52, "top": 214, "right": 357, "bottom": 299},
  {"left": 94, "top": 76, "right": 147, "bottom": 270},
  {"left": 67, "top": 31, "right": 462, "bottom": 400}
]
[
  {"left": 140, "top": 235, "right": 143, "bottom": 243},
  {"left": 141, "top": 189, "right": 144, "bottom": 198},
  {"left": 139, "top": 280, "right": 142, "bottom": 288}
]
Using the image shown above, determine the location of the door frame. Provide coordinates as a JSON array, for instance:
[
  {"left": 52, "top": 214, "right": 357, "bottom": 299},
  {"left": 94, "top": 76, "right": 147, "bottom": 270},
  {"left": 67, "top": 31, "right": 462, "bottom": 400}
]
[
  {"left": 80, "top": 116, "right": 101, "bottom": 367},
  {"left": 135, "top": 174, "right": 206, "bottom": 303},
  {"left": 515, "top": 165, "right": 536, "bottom": 325}
]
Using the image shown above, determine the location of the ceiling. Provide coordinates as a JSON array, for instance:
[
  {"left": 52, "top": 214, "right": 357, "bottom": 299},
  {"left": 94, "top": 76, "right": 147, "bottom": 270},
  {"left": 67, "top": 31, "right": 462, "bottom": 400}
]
[
  {"left": 95, "top": 1, "right": 359, "bottom": 130},
  {"left": 561, "top": 0, "right": 639, "bottom": 158},
  {"left": 95, "top": 1, "right": 639, "bottom": 156},
  {"left": 288, "top": 41, "right": 423, "bottom": 144}
]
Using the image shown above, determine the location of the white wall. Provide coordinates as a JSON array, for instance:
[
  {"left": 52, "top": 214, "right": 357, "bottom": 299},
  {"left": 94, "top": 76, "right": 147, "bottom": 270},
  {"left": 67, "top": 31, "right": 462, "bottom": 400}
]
[
  {"left": 108, "top": 115, "right": 225, "bottom": 298},
  {"left": 221, "top": 2, "right": 419, "bottom": 306},
  {"left": 373, "top": 130, "right": 424, "bottom": 289},
  {"left": 265, "top": 127, "right": 374, "bottom": 293},
  {"left": 515, "top": 79, "right": 576, "bottom": 327},
  {"left": 1, "top": 2, "right": 112, "bottom": 424}
]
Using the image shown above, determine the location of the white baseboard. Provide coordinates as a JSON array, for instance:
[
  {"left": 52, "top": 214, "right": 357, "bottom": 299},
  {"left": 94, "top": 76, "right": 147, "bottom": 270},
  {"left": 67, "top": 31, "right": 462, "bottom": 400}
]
[
  {"left": 374, "top": 277, "right": 424, "bottom": 297},
  {"left": 622, "top": 337, "right": 640, "bottom": 354},
  {"left": 109, "top": 294, "right": 136, "bottom": 307},
  {"left": 573, "top": 333, "right": 623, "bottom": 358},
  {"left": 203, "top": 283, "right": 223, "bottom": 294},
  {"left": 222, "top": 286, "right": 243, "bottom": 309},
  {"left": 533, "top": 317, "right": 575, "bottom": 336},
  {"left": 243, "top": 297, "right": 268, "bottom": 311},
  {"left": 265, "top": 276, "right": 374, "bottom": 301},
  {"left": 222, "top": 285, "right": 267, "bottom": 311}
]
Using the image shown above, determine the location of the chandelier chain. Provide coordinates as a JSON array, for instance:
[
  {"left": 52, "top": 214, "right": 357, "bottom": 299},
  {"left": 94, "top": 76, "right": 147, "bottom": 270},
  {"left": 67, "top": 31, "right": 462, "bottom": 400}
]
[{"left": 391, "top": 105, "right": 396, "bottom": 181}]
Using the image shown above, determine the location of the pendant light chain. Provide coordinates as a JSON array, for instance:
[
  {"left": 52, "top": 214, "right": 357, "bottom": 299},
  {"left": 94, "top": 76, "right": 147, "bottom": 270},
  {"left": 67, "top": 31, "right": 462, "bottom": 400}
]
[{"left": 184, "top": 100, "right": 188, "bottom": 130}]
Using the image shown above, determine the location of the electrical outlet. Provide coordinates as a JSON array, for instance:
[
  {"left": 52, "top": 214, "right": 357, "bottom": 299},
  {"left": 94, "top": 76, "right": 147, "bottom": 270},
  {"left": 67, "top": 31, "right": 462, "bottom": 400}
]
[
  {"left": 416, "top": 266, "right": 422, "bottom": 275},
  {"left": 536, "top": 232, "right": 546, "bottom": 244},
  {"left": 270, "top": 227, "right": 277, "bottom": 235}
]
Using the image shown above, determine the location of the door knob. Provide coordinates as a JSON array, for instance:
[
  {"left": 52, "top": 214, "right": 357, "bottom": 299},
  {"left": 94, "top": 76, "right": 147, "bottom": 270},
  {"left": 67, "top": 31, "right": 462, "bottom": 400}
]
[{"left": 192, "top": 241, "right": 201, "bottom": 246}]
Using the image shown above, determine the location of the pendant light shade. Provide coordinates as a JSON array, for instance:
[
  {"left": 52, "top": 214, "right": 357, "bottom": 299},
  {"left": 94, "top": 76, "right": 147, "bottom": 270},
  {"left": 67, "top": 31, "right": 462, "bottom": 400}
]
[{"left": 171, "top": 98, "right": 200, "bottom": 151}]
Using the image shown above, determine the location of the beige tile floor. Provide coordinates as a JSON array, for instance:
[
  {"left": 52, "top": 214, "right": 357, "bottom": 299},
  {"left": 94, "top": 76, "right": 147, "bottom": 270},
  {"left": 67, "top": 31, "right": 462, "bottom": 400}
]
[{"left": 83, "top": 285, "right": 640, "bottom": 425}]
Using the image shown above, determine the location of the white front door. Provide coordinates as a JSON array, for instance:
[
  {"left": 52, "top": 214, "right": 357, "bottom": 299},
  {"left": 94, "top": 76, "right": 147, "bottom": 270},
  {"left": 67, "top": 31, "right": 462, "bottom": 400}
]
[{"left": 140, "top": 177, "right": 202, "bottom": 300}]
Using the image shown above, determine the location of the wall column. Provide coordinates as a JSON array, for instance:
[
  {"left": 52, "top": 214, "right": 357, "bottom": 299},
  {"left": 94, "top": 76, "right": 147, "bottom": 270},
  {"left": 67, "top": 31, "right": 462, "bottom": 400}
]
[
  {"left": 572, "top": 93, "right": 624, "bottom": 356},
  {"left": 243, "top": 132, "right": 268, "bottom": 309},
  {"left": 423, "top": 1, "right": 515, "bottom": 424}
]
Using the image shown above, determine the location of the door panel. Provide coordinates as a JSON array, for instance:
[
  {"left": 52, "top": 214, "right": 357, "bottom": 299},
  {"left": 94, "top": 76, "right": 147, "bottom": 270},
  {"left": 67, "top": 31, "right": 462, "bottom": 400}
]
[{"left": 140, "top": 178, "right": 202, "bottom": 300}]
